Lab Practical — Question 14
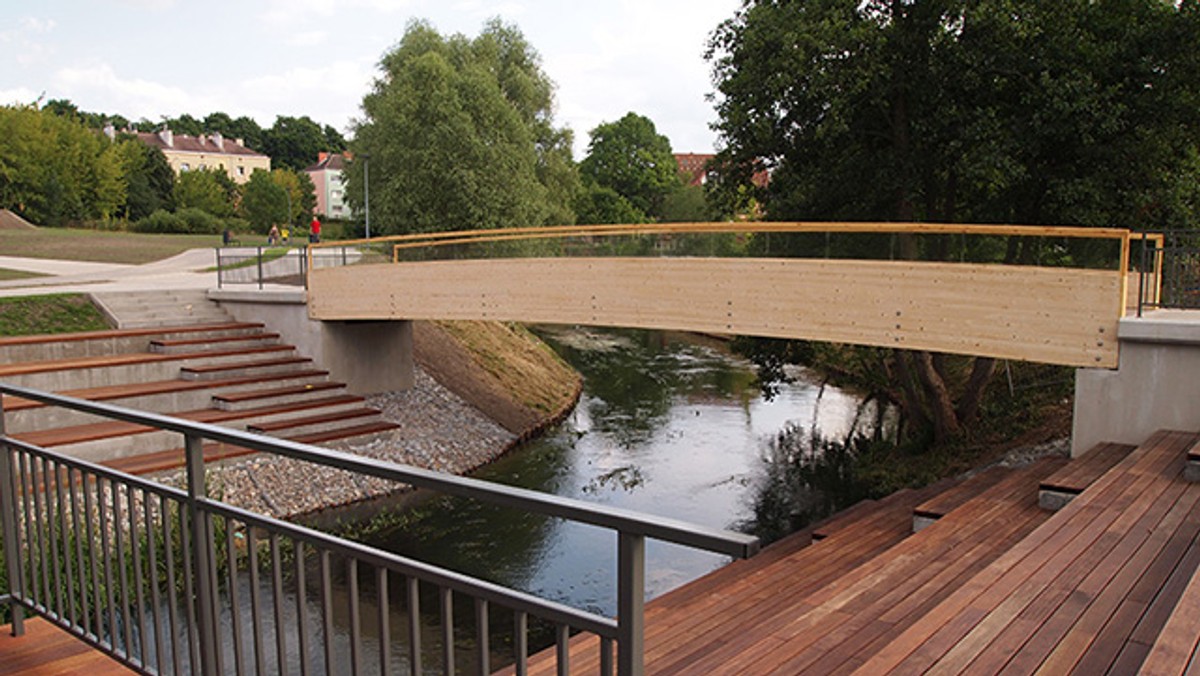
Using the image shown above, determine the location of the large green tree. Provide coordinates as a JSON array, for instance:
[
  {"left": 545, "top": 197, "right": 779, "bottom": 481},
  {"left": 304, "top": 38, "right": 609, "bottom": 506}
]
[
  {"left": 707, "top": 0, "right": 1200, "bottom": 443},
  {"left": 579, "top": 112, "right": 681, "bottom": 221},
  {"left": 263, "top": 115, "right": 345, "bottom": 170},
  {"left": 345, "top": 19, "right": 579, "bottom": 234}
]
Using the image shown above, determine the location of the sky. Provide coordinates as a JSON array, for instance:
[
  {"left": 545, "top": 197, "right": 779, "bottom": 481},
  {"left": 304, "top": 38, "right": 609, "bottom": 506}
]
[{"left": 0, "top": 0, "right": 742, "bottom": 158}]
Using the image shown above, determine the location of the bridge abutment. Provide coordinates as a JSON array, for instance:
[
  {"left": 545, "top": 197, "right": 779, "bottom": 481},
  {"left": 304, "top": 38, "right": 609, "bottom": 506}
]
[
  {"left": 1072, "top": 311, "right": 1200, "bottom": 457},
  {"left": 209, "top": 288, "right": 413, "bottom": 396}
]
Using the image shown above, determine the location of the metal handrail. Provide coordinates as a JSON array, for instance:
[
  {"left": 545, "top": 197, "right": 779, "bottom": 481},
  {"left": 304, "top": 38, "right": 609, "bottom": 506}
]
[
  {"left": 1136, "top": 230, "right": 1200, "bottom": 316},
  {"left": 0, "top": 382, "right": 758, "bottom": 676}
]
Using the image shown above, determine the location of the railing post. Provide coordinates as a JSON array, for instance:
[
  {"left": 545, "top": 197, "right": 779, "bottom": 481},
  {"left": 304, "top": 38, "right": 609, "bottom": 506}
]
[
  {"left": 216, "top": 247, "right": 223, "bottom": 289},
  {"left": 0, "top": 397, "right": 25, "bottom": 636},
  {"left": 617, "top": 531, "right": 645, "bottom": 676},
  {"left": 185, "top": 434, "right": 219, "bottom": 676},
  {"left": 257, "top": 247, "right": 264, "bottom": 290}
]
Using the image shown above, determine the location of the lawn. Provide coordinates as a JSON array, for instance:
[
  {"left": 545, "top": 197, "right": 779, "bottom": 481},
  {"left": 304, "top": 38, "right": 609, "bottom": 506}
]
[
  {"left": 0, "top": 268, "right": 48, "bottom": 281},
  {"left": 0, "top": 227, "right": 226, "bottom": 264},
  {"left": 0, "top": 293, "right": 110, "bottom": 335}
]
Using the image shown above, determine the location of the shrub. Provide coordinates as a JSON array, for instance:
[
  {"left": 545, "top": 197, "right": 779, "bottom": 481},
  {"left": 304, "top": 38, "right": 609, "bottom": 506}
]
[
  {"left": 131, "top": 209, "right": 186, "bottom": 234},
  {"left": 176, "top": 207, "right": 222, "bottom": 234}
]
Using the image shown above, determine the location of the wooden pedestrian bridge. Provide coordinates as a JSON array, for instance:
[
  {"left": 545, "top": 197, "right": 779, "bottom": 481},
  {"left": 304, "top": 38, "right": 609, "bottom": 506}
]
[{"left": 4, "top": 222, "right": 1200, "bottom": 675}]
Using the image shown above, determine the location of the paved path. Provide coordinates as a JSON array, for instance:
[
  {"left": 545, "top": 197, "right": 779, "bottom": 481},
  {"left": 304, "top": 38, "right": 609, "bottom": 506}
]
[{"left": 0, "top": 249, "right": 219, "bottom": 297}]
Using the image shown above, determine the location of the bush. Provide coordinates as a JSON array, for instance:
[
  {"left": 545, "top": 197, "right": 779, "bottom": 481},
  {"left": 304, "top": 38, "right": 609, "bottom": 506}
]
[
  {"left": 131, "top": 209, "right": 186, "bottom": 234},
  {"left": 176, "top": 207, "right": 222, "bottom": 234}
]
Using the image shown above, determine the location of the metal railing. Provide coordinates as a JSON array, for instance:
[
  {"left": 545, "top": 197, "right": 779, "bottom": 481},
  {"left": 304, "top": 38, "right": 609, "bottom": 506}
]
[
  {"left": 1136, "top": 230, "right": 1200, "bottom": 315},
  {"left": 0, "top": 383, "right": 758, "bottom": 675},
  {"left": 215, "top": 247, "right": 309, "bottom": 289}
]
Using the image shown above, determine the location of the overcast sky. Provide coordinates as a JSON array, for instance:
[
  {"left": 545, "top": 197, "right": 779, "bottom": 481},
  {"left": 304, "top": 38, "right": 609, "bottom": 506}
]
[{"left": 0, "top": 0, "right": 741, "bottom": 158}]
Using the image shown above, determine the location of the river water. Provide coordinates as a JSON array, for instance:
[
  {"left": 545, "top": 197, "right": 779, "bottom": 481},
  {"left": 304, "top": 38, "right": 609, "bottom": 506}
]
[{"left": 356, "top": 326, "right": 867, "bottom": 619}]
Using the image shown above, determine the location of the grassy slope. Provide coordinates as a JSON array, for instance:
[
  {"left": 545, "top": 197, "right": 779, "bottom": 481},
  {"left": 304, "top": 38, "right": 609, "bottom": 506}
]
[
  {"left": 0, "top": 227, "right": 223, "bottom": 264},
  {"left": 0, "top": 294, "right": 110, "bottom": 336}
]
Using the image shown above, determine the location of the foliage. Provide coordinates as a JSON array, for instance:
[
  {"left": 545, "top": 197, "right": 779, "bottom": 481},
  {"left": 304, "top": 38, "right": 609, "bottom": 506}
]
[
  {"left": 346, "top": 19, "right": 579, "bottom": 234},
  {"left": 261, "top": 115, "right": 343, "bottom": 171},
  {"left": 239, "top": 169, "right": 288, "bottom": 232},
  {"left": 131, "top": 207, "right": 222, "bottom": 234},
  {"left": 173, "top": 168, "right": 236, "bottom": 218},
  {"left": 660, "top": 184, "right": 710, "bottom": 223},
  {"left": 0, "top": 293, "right": 110, "bottom": 335},
  {"left": 707, "top": 0, "right": 1200, "bottom": 445},
  {"left": 114, "top": 137, "right": 175, "bottom": 220},
  {"left": 579, "top": 112, "right": 681, "bottom": 221},
  {"left": 572, "top": 182, "right": 646, "bottom": 225}
]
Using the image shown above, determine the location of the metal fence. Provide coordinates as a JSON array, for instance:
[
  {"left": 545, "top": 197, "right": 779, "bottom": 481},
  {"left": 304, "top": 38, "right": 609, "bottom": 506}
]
[
  {"left": 0, "top": 383, "right": 758, "bottom": 675},
  {"left": 1136, "top": 230, "right": 1200, "bottom": 315}
]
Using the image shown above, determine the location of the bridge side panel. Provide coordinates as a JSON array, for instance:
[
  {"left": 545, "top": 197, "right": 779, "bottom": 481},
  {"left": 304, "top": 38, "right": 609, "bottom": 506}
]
[{"left": 308, "top": 258, "right": 1120, "bottom": 367}]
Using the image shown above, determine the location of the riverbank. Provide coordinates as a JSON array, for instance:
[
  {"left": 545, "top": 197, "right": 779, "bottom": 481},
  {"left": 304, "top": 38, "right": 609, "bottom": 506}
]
[{"left": 176, "top": 320, "right": 583, "bottom": 520}]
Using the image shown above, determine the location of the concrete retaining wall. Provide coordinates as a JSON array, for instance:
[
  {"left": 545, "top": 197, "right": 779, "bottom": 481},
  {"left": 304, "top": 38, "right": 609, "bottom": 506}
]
[
  {"left": 209, "top": 288, "right": 413, "bottom": 396},
  {"left": 1073, "top": 311, "right": 1200, "bottom": 456}
]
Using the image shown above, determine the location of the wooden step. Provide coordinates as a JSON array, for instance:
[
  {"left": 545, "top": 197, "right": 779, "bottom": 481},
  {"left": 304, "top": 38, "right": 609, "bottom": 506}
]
[
  {"left": 287, "top": 420, "right": 400, "bottom": 445},
  {"left": 913, "top": 465, "right": 1010, "bottom": 531},
  {"left": 247, "top": 408, "right": 383, "bottom": 436},
  {"left": 1039, "top": 441, "right": 1136, "bottom": 509},
  {"left": 149, "top": 332, "right": 280, "bottom": 354},
  {"left": 212, "top": 381, "right": 347, "bottom": 411},
  {"left": 179, "top": 356, "right": 312, "bottom": 381},
  {"left": 0, "top": 322, "right": 264, "bottom": 349}
]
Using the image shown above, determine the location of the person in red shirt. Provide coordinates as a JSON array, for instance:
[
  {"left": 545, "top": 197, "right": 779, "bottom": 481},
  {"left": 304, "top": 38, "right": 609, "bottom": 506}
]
[{"left": 309, "top": 216, "right": 321, "bottom": 243}]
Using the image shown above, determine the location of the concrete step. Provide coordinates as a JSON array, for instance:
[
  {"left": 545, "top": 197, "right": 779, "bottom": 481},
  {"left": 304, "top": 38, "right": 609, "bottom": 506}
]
[
  {"left": 0, "top": 322, "right": 267, "bottom": 364},
  {"left": 288, "top": 420, "right": 401, "bottom": 445},
  {"left": 180, "top": 356, "right": 313, "bottom": 381},
  {"left": 150, "top": 332, "right": 280, "bottom": 354},
  {"left": 247, "top": 407, "right": 384, "bottom": 438},
  {"left": 1185, "top": 440, "right": 1200, "bottom": 482},
  {"left": 24, "top": 395, "right": 368, "bottom": 463},
  {"left": 92, "top": 291, "right": 232, "bottom": 329},
  {"left": 3, "top": 369, "right": 332, "bottom": 433},
  {"left": 212, "top": 381, "right": 348, "bottom": 411},
  {"left": 0, "top": 345, "right": 299, "bottom": 391}
]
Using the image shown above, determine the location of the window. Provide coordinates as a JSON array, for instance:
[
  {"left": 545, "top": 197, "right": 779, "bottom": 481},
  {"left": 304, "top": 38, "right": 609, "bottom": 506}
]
[
  {"left": 238, "top": 166, "right": 246, "bottom": 176},
  {"left": 180, "top": 163, "right": 190, "bottom": 171}
]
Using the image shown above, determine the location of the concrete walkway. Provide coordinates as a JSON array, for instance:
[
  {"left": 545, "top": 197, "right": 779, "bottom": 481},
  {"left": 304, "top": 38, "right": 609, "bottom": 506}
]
[{"left": 0, "top": 249, "right": 219, "bottom": 297}]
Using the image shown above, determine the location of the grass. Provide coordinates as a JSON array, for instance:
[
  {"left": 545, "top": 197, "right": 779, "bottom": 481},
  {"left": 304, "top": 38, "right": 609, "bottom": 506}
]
[
  {"left": 0, "top": 227, "right": 225, "bottom": 265},
  {"left": 205, "top": 246, "right": 294, "bottom": 272},
  {"left": 0, "top": 294, "right": 110, "bottom": 336},
  {"left": 0, "top": 268, "right": 48, "bottom": 281}
]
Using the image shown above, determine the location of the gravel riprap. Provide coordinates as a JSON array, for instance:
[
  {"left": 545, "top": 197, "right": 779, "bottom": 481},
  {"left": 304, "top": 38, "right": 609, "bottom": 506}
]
[{"left": 168, "top": 367, "right": 518, "bottom": 520}]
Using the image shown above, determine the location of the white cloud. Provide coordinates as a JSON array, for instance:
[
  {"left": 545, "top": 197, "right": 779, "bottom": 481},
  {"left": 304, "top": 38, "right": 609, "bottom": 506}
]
[
  {"left": 0, "top": 87, "right": 43, "bottom": 107},
  {"left": 260, "top": 0, "right": 414, "bottom": 25},
  {"left": 286, "top": 30, "right": 329, "bottom": 47},
  {"left": 237, "top": 60, "right": 376, "bottom": 133},
  {"left": 18, "top": 17, "right": 57, "bottom": 33},
  {"left": 2, "top": 16, "right": 58, "bottom": 66},
  {"left": 53, "top": 63, "right": 222, "bottom": 121}
]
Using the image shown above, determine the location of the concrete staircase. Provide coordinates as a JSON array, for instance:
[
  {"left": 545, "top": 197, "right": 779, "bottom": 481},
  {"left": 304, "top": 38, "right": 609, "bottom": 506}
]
[
  {"left": 0, "top": 319, "right": 399, "bottom": 472},
  {"left": 91, "top": 289, "right": 232, "bottom": 328}
]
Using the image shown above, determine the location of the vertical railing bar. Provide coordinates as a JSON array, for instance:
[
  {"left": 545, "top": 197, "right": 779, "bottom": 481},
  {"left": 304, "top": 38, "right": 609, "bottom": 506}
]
[
  {"left": 129, "top": 484, "right": 148, "bottom": 666},
  {"left": 271, "top": 533, "right": 288, "bottom": 676},
  {"left": 84, "top": 471, "right": 103, "bottom": 644},
  {"left": 294, "top": 541, "right": 309, "bottom": 676},
  {"left": 40, "top": 457, "right": 65, "bottom": 621},
  {"left": 514, "top": 610, "right": 528, "bottom": 676},
  {"left": 68, "top": 467, "right": 88, "bottom": 636},
  {"left": 441, "top": 586, "right": 454, "bottom": 674},
  {"left": 475, "top": 598, "right": 489, "bottom": 676},
  {"left": 208, "top": 513, "right": 224, "bottom": 676},
  {"left": 348, "top": 558, "right": 362, "bottom": 674},
  {"left": 29, "top": 455, "right": 51, "bottom": 615},
  {"left": 161, "top": 494, "right": 183, "bottom": 676},
  {"left": 226, "top": 518, "right": 246, "bottom": 676},
  {"left": 407, "top": 576, "right": 422, "bottom": 676},
  {"left": 320, "top": 550, "right": 334, "bottom": 676},
  {"left": 145, "top": 495, "right": 165, "bottom": 674},
  {"left": 617, "top": 532, "right": 646, "bottom": 676},
  {"left": 555, "top": 624, "right": 570, "bottom": 676},
  {"left": 377, "top": 566, "right": 390, "bottom": 676},
  {"left": 18, "top": 452, "right": 40, "bottom": 624},
  {"left": 0, "top": 432, "right": 26, "bottom": 636},
  {"left": 248, "top": 527, "right": 265, "bottom": 676},
  {"left": 257, "top": 247, "right": 264, "bottom": 290},
  {"left": 100, "top": 477, "right": 118, "bottom": 655},
  {"left": 600, "top": 637, "right": 614, "bottom": 676},
  {"left": 54, "top": 460, "right": 78, "bottom": 628},
  {"left": 180, "top": 501, "right": 200, "bottom": 674},
  {"left": 114, "top": 480, "right": 133, "bottom": 657}
]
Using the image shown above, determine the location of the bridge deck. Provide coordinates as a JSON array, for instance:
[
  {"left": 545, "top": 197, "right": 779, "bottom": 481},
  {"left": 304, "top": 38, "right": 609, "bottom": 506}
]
[{"left": 0, "top": 619, "right": 133, "bottom": 675}]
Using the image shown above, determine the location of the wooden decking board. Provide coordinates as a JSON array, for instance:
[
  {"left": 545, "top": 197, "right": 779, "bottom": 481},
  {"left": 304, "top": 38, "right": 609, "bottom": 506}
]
[
  {"left": 149, "top": 332, "right": 279, "bottom": 348},
  {"left": 731, "top": 461, "right": 1061, "bottom": 674},
  {"left": 287, "top": 420, "right": 399, "bottom": 444},
  {"left": 967, "top": 471, "right": 1196, "bottom": 674},
  {"left": 1039, "top": 442, "right": 1135, "bottom": 494},
  {"left": 856, "top": 430, "right": 1195, "bottom": 674},
  {"left": 0, "top": 618, "right": 134, "bottom": 675},
  {"left": 912, "top": 465, "right": 1010, "bottom": 519},
  {"left": 1141, "top": 555, "right": 1200, "bottom": 675},
  {"left": 850, "top": 433, "right": 1180, "bottom": 674},
  {"left": 178, "top": 355, "right": 309, "bottom": 376},
  {"left": 211, "top": 380, "right": 344, "bottom": 404},
  {"left": 248, "top": 407, "right": 378, "bottom": 433},
  {"left": 912, "top": 441, "right": 1183, "bottom": 674}
]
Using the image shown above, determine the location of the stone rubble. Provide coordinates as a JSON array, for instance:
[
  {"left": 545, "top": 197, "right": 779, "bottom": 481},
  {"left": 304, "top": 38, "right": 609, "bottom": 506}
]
[{"left": 162, "top": 367, "right": 518, "bottom": 520}]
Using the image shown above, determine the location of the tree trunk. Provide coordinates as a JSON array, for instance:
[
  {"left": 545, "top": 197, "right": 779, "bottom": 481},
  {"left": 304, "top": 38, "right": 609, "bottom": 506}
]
[
  {"left": 956, "top": 356, "right": 997, "bottom": 424},
  {"left": 912, "top": 350, "right": 961, "bottom": 443}
]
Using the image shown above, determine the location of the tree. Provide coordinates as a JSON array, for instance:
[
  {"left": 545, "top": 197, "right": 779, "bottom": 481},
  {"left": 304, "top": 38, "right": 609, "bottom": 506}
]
[
  {"left": 573, "top": 183, "right": 646, "bottom": 225},
  {"left": 116, "top": 138, "right": 175, "bottom": 220},
  {"left": 345, "top": 19, "right": 578, "bottom": 234},
  {"left": 175, "top": 168, "right": 235, "bottom": 218},
  {"left": 240, "top": 169, "right": 288, "bottom": 232},
  {"left": 579, "top": 112, "right": 680, "bottom": 221},
  {"left": 262, "top": 115, "right": 342, "bottom": 171},
  {"left": 707, "top": 0, "right": 1200, "bottom": 443}
]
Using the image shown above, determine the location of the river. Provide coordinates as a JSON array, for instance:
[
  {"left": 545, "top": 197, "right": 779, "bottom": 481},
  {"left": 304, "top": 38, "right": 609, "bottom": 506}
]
[{"left": 354, "top": 326, "right": 868, "bottom": 619}]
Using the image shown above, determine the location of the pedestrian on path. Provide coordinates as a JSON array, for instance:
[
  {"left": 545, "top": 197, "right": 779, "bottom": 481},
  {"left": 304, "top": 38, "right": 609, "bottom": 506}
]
[{"left": 310, "top": 216, "right": 321, "bottom": 244}]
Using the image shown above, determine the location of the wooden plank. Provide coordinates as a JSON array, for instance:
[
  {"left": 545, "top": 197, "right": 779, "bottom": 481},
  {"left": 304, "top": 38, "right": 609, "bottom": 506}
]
[
  {"left": 0, "top": 618, "right": 134, "bottom": 675},
  {"left": 0, "top": 322, "right": 262, "bottom": 348},
  {"left": 1040, "top": 442, "right": 1135, "bottom": 495},
  {"left": 309, "top": 258, "right": 1121, "bottom": 367},
  {"left": 1141, "top": 562, "right": 1200, "bottom": 675}
]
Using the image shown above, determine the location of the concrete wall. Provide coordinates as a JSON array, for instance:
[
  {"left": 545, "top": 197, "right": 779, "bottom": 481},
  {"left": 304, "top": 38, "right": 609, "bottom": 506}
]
[
  {"left": 1072, "top": 311, "right": 1200, "bottom": 456},
  {"left": 208, "top": 288, "right": 413, "bottom": 395}
]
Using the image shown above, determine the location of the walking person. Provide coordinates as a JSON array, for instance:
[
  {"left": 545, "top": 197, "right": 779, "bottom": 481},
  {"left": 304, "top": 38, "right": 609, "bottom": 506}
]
[
  {"left": 310, "top": 216, "right": 321, "bottom": 244},
  {"left": 267, "top": 223, "right": 280, "bottom": 246}
]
